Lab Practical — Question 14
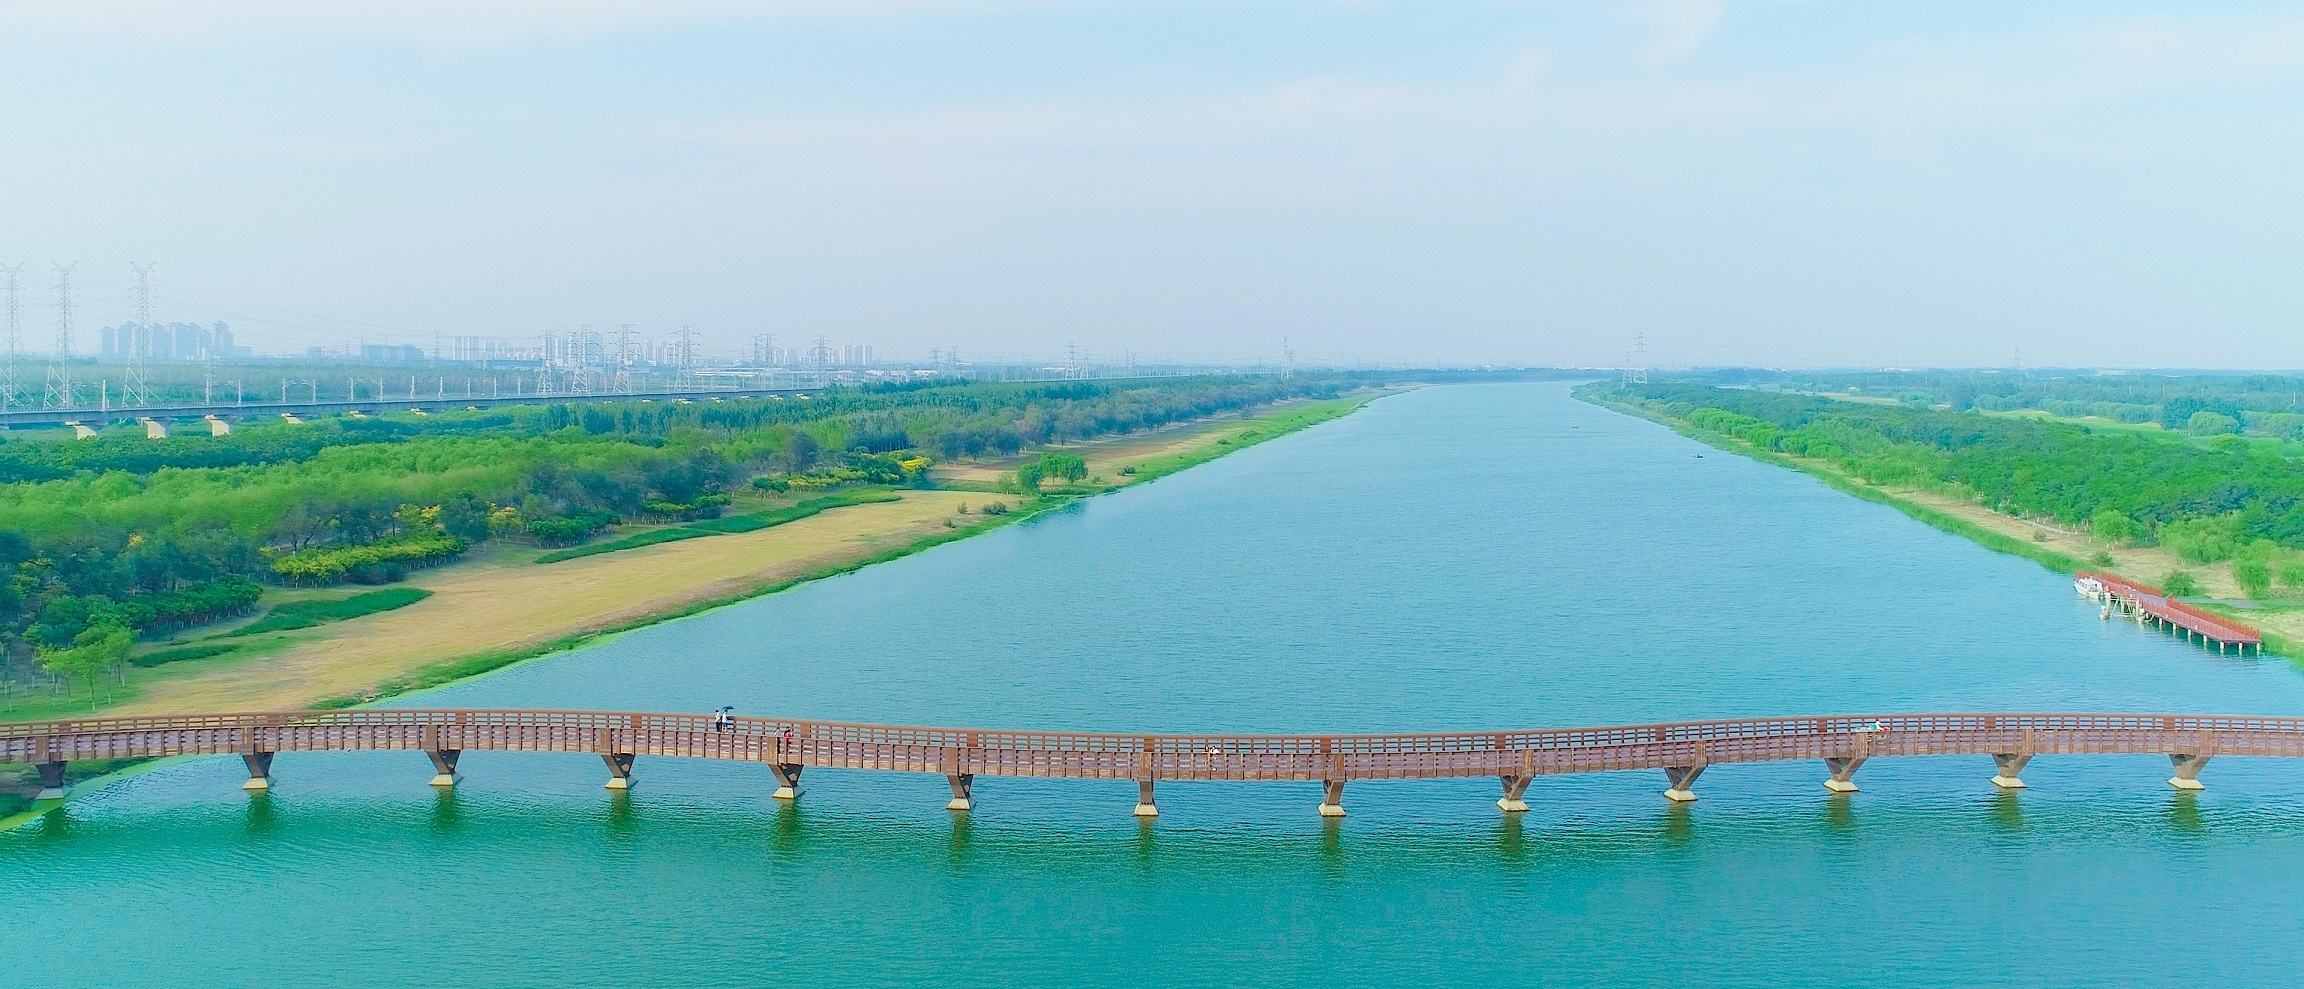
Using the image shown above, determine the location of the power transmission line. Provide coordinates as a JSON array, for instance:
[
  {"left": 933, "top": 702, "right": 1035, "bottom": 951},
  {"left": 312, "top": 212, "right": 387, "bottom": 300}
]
[
  {"left": 676, "top": 325, "right": 700, "bottom": 388},
  {"left": 1, "top": 264, "right": 21, "bottom": 410},
  {"left": 124, "top": 262, "right": 156, "bottom": 406},
  {"left": 44, "top": 263, "right": 77, "bottom": 409},
  {"left": 614, "top": 324, "right": 636, "bottom": 394}
]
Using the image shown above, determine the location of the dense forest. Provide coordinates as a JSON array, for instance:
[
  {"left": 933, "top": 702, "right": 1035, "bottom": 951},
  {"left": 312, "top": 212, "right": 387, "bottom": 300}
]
[
  {"left": 1600, "top": 382, "right": 2304, "bottom": 597},
  {"left": 0, "top": 373, "right": 1394, "bottom": 684}
]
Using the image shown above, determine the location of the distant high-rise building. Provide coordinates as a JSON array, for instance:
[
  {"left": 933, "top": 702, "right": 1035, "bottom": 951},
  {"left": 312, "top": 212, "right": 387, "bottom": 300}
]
[
  {"left": 361, "top": 343, "right": 426, "bottom": 362},
  {"left": 100, "top": 320, "right": 237, "bottom": 360}
]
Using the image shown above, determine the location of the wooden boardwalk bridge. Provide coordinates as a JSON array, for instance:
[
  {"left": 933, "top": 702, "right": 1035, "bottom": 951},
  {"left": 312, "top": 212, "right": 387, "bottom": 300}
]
[
  {"left": 9, "top": 709, "right": 2303, "bottom": 816},
  {"left": 2077, "top": 572, "right": 2263, "bottom": 654}
]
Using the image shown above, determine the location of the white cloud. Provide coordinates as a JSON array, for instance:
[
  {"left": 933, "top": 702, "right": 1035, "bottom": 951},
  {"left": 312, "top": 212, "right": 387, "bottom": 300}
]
[{"left": 1611, "top": 0, "right": 1727, "bottom": 63}]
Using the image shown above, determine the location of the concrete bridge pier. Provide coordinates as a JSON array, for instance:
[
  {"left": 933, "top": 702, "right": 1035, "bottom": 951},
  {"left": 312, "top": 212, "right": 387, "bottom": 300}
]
[
  {"left": 1662, "top": 765, "right": 1704, "bottom": 802},
  {"left": 1990, "top": 753, "right": 2032, "bottom": 789},
  {"left": 241, "top": 752, "right": 275, "bottom": 791},
  {"left": 2168, "top": 754, "right": 2211, "bottom": 791},
  {"left": 601, "top": 753, "right": 635, "bottom": 790},
  {"left": 1134, "top": 779, "right": 1158, "bottom": 818},
  {"left": 771, "top": 763, "right": 804, "bottom": 800},
  {"left": 427, "top": 750, "right": 462, "bottom": 787},
  {"left": 945, "top": 774, "right": 975, "bottom": 811},
  {"left": 1823, "top": 757, "right": 1866, "bottom": 793},
  {"left": 1318, "top": 779, "right": 1347, "bottom": 817},
  {"left": 35, "top": 761, "right": 66, "bottom": 800},
  {"left": 1497, "top": 774, "right": 1531, "bottom": 812}
]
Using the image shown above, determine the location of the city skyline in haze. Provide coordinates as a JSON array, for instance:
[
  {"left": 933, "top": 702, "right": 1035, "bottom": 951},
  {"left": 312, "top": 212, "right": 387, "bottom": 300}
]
[{"left": 4, "top": 1, "right": 2302, "bottom": 368}]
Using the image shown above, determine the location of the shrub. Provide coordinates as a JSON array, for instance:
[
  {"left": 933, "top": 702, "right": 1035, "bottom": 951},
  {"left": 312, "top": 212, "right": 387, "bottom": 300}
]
[
  {"left": 234, "top": 588, "right": 433, "bottom": 635},
  {"left": 2186, "top": 411, "right": 2241, "bottom": 435},
  {"left": 2163, "top": 571, "right": 2204, "bottom": 598},
  {"left": 525, "top": 510, "right": 620, "bottom": 547},
  {"left": 2159, "top": 515, "right": 2245, "bottom": 564},
  {"left": 641, "top": 492, "right": 732, "bottom": 521},
  {"left": 132, "top": 642, "right": 240, "bottom": 667},
  {"left": 2234, "top": 558, "right": 2274, "bottom": 599},
  {"left": 272, "top": 534, "right": 469, "bottom": 584},
  {"left": 2089, "top": 510, "right": 2140, "bottom": 544}
]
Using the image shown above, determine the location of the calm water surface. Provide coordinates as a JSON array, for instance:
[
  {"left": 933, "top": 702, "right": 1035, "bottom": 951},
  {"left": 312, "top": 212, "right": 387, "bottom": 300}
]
[{"left": 9, "top": 383, "right": 2304, "bottom": 987}]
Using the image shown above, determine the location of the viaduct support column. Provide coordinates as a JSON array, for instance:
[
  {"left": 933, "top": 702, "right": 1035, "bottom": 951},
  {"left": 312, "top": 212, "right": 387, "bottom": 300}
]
[
  {"left": 1662, "top": 765, "right": 1704, "bottom": 803},
  {"left": 427, "top": 750, "right": 461, "bottom": 787},
  {"left": 2168, "top": 754, "right": 2211, "bottom": 791},
  {"left": 35, "top": 761, "right": 67, "bottom": 800},
  {"left": 1134, "top": 779, "right": 1159, "bottom": 818},
  {"left": 1497, "top": 775, "right": 1531, "bottom": 813},
  {"left": 945, "top": 774, "right": 975, "bottom": 812},
  {"left": 1822, "top": 757, "right": 1866, "bottom": 793},
  {"left": 601, "top": 752, "right": 635, "bottom": 790},
  {"left": 771, "top": 763, "right": 804, "bottom": 800},
  {"left": 1990, "top": 753, "right": 2032, "bottom": 789},
  {"left": 241, "top": 751, "right": 275, "bottom": 791},
  {"left": 1318, "top": 779, "right": 1347, "bottom": 818}
]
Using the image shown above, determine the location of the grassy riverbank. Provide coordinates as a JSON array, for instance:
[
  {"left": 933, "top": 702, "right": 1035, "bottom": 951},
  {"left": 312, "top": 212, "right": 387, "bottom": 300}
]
[
  {"left": 8, "top": 392, "right": 1383, "bottom": 723},
  {"left": 0, "top": 391, "right": 1383, "bottom": 824},
  {"left": 1579, "top": 387, "right": 2304, "bottom": 659}
]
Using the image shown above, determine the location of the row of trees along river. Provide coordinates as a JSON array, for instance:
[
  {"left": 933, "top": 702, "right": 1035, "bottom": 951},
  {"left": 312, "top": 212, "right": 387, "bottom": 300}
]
[
  {"left": 0, "top": 373, "right": 1402, "bottom": 696},
  {"left": 1595, "top": 380, "right": 2304, "bottom": 601}
]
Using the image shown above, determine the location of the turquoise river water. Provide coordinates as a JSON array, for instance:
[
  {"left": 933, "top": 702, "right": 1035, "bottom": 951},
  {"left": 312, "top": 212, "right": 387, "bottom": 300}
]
[{"left": 8, "top": 383, "right": 2304, "bottom": 987}]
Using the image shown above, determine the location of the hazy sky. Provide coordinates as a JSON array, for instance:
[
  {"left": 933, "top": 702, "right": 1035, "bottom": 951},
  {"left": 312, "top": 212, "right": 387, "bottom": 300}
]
[{"left": 4, "top": 1, "right": 2301, "bottom": 367}]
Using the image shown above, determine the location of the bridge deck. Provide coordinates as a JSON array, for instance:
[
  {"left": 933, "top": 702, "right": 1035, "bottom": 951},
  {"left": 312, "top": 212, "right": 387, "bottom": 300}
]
[{"left": 8, "top": 710, "right": 2299, "bottom": 813}]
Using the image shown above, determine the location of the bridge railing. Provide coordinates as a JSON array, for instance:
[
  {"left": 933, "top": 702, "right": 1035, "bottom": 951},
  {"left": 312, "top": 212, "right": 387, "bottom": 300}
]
[{"left": 13, "top": 709, "right": 2304, "bottom": 755}]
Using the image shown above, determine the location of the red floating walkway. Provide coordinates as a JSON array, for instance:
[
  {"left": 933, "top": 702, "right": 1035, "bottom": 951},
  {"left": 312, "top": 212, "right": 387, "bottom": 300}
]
[{"left": 2077, "top": 572, "right": 2263, "bottom": 655}]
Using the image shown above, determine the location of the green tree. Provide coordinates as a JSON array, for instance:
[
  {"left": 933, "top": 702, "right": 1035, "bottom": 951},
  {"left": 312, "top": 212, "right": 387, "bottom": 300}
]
[
  {"left": 2159, "top": 515, "right": 2244, "bottom": 564},
  {"left": 39, "top": 623, "right": 134, "bottom": 698},
  {"left": 2233, "top": 558, "right": 2273, "bottom": 599},
  {"left": 2162, "top": 570, "right": 2204, "bottom": 598},
  {"left": 783, "top": 431, "right": 821, "bottom": 473},
  {"left": 2280, "top": 557, "right": 2304, "bottom": 590},
  {"left": 2186, "top": 411, "right": 2240, "bottom": 435},
  {"left": 1014, "top": 464, "right": 1044, "bottom": 496},
  {"left": 1036, "top": 452, "right": 1087, "bottom": 485},
  {"left": 2089, "top": 509, "right": 2140, "bottom": 544}
]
